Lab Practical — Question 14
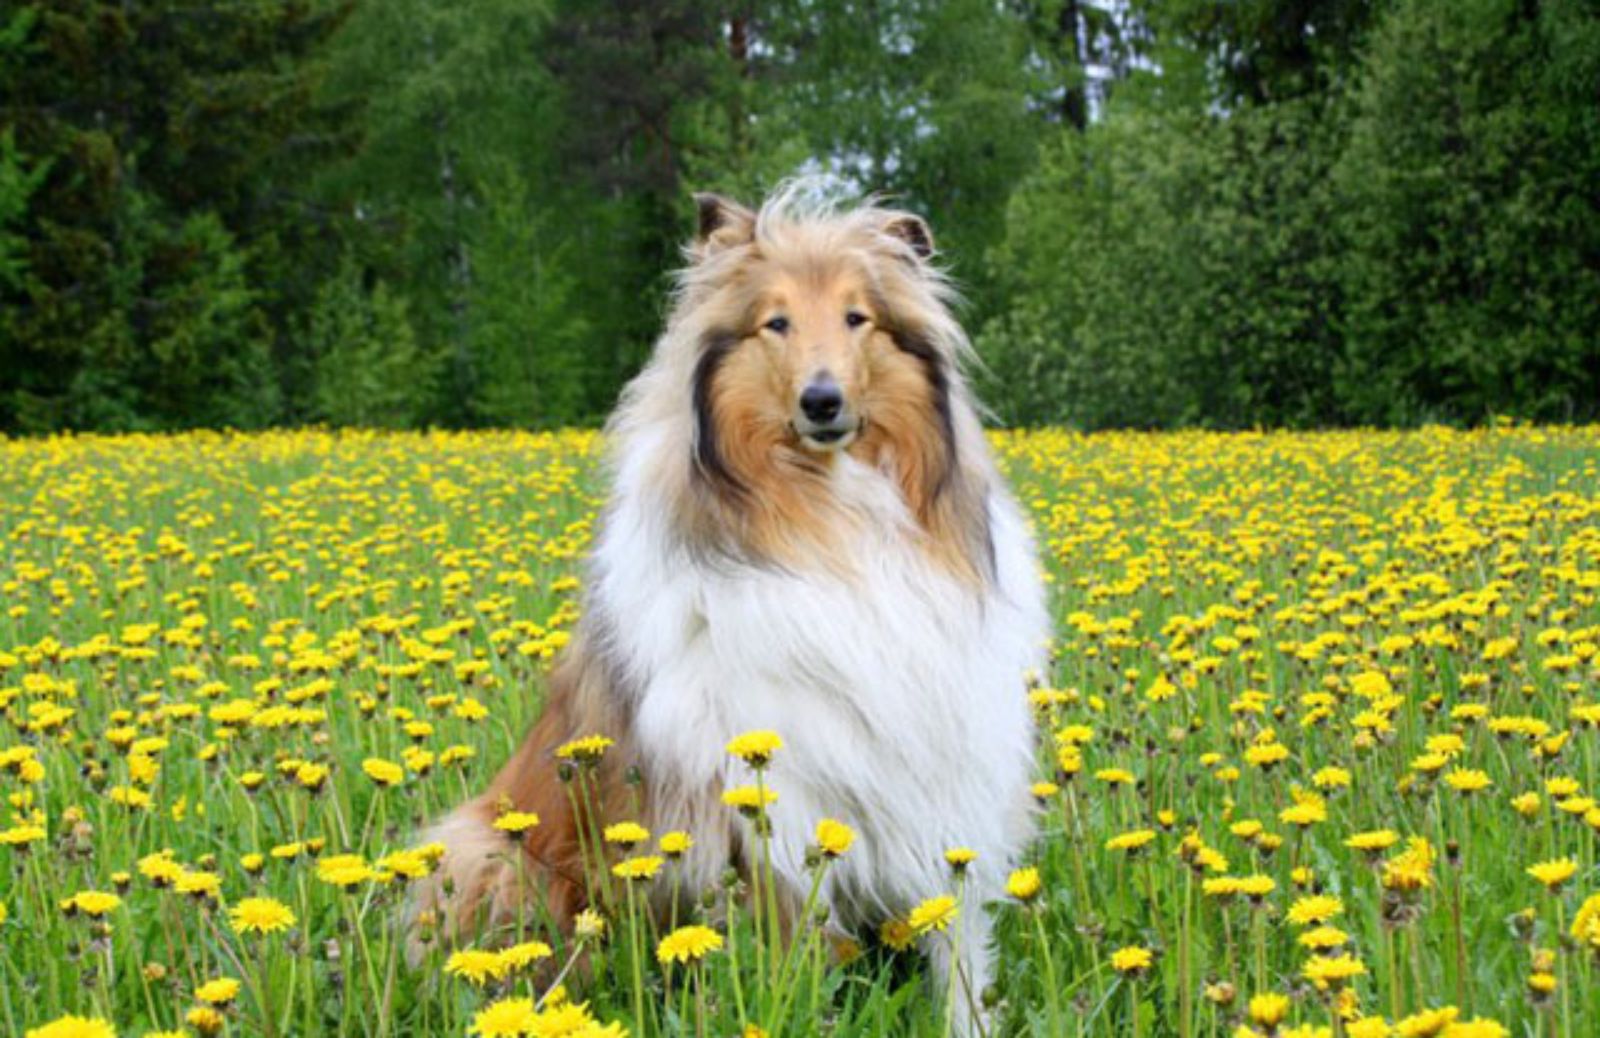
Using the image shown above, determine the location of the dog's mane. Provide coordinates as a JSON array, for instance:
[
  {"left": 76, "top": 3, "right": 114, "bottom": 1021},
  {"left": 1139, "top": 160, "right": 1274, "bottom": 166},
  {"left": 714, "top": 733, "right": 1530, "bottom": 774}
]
[{"left": 605, "top": 185, "right": 996, "bottom": 586}]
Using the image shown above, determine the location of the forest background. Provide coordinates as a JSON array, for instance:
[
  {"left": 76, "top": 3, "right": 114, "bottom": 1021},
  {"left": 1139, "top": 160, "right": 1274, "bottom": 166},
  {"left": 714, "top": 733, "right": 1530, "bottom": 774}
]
[{"left": 2, "top": 0, "right": 1596, "bottom": 434}]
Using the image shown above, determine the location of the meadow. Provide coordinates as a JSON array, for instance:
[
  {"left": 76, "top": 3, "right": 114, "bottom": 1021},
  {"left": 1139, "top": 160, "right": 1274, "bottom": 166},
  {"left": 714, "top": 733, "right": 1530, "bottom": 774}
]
[{"left": 1, "top": 424, "right": 1598, "bottom": 1038}]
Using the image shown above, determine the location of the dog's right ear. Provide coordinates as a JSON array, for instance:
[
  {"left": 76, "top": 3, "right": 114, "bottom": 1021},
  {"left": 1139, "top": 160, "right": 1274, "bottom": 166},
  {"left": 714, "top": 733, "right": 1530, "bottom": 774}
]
[{"left": 692, "top": 192, "right": 756, "bottom": 258}]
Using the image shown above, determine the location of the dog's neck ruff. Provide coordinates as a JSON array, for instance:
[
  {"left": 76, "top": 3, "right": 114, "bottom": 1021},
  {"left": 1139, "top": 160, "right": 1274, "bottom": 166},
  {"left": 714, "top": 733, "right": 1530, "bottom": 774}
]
[{"left": 586, "top": 407, "right": 1048, "bottom": 924}]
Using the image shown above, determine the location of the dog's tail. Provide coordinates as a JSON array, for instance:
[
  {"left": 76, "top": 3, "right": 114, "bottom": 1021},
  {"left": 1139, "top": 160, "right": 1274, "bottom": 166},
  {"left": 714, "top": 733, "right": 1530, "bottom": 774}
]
[{"left": 404, "top": 640, "right": 627, "bottom": 963}]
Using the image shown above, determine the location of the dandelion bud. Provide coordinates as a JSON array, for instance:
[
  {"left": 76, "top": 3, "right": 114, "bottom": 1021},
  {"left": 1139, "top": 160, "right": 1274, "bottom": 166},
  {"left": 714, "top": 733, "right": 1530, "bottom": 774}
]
[{"left": 557, "top": 761, "right": 577, "bottom": 784}]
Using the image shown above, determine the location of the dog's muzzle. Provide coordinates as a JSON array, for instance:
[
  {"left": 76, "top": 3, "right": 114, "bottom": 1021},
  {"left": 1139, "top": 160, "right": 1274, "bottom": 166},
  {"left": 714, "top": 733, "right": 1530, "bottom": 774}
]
[{"left": 794, "top": 374, "right": 859, "bottom": 451}]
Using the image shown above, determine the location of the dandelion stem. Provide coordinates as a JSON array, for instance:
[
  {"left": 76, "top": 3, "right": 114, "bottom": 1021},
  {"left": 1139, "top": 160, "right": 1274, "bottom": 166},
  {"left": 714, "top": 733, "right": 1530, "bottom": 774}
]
[
  {"left": 625, "top": 880, "right": 646, "bottom": 1036},
  {"left": 1032, "top": 905, "right": 1064, "bottom": 1038},
  {"left": 1179, "top": 866, "right": 1193, "bottom": 1038}
]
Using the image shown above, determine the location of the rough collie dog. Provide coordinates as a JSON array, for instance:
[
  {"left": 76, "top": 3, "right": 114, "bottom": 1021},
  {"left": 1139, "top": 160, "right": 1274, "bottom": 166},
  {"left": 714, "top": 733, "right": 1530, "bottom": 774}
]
[{"left": 410, "top": 185, "right": 1048, "bottom": 1014}]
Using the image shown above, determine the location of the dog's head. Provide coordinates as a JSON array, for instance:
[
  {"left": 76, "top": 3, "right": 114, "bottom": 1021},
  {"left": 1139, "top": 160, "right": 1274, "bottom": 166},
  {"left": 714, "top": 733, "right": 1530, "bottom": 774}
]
[
  {"left": 680, "top": 187, "right": 966, "bottom": 478},
  {"left": 637, "top": 185, "right": 990, "bottom": 581}
]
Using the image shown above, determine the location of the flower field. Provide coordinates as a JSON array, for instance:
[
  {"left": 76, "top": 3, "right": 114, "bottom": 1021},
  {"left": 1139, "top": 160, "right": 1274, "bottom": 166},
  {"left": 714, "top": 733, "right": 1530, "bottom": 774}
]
[{"left": 2, "top": 425, "right": 1599, "bottom": 1038}]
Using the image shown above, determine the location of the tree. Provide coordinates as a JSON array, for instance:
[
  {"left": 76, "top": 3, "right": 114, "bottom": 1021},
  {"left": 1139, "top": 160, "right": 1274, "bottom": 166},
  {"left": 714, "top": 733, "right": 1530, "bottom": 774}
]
[
  {"left": 306, "top": 256, "right": 430, "bottom": 428},
  {"left": 0, "top": 0, "right": 352, "bottom": 432},
  {"left": 1334, "top": 0, "right": 1600, "bottom": 422},
  {"left": 317, "top": 0, "right": 594, "bottom": 424}
]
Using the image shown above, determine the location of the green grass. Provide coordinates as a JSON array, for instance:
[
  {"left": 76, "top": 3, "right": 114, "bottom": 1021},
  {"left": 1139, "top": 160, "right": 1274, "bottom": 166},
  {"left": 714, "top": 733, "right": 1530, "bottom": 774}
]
[{"left": 1, "top": 424, "right": 1598, "bottom": 1037}]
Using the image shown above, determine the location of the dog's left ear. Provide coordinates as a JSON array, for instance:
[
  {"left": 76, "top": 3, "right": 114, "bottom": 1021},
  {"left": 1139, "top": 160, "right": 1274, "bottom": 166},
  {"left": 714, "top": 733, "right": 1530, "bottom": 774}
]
[
  {"left": 883, "top": 213, "right": 934, "bottom": 262},
  {"left": 692, "top": 192, "right": 756, "bottom": 258}
]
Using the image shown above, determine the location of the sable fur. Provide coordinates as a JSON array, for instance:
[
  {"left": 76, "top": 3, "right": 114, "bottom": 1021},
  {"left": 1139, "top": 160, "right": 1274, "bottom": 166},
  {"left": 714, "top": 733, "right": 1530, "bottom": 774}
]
[{"left": 408, "top": 184, "right": 1049, "bottom": 1020}]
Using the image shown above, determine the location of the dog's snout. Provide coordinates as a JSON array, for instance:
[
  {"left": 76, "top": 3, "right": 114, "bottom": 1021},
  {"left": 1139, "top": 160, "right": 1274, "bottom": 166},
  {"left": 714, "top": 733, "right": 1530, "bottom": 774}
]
[{"left": 799, "top": 376, "right": 844, "bottom": 424}]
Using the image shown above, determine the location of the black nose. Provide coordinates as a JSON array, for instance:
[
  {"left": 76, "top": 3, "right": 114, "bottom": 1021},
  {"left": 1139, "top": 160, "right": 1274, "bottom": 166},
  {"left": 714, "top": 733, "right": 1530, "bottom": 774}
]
[{"left": 799, "top": 377, "right": 844, "bottom": 423}]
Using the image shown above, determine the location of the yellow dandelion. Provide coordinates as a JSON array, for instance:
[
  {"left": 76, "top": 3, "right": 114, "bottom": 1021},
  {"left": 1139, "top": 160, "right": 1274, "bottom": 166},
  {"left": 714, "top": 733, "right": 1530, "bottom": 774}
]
[
  {"left": 815, "top": 819, "right": 855, "bottom": 858},
  {"left": 726, "top": 730, "right": 783, "bottom": 766},
  {"left": 25, "top": 1016, "right": 116, "bottom": 1038},
  {"left": 194, "top": 977, "right": 241, "bottom": 1006},
  {"left": 1005, "top": 867, "right": 1042, "bottom": 902},
  {"left": 611, "top": 855, "right": 664, "bottom": 881},
  {"left": 1111, "top": 945, "right": 1154, "bottom": 975},
  {"left": 656, "top": 924, "right": 724, "bottom": 965},
  {"left": 229, "top": 897, "right": 296, "bottom": 935},
  {"left": 908, "top": 894, "right": 959, "bottom": 934}
]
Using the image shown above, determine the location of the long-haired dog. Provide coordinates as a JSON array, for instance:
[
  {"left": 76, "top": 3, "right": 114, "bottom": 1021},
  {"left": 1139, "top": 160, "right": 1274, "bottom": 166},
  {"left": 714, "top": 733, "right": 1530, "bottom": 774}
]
[{"left": 410, "top": 185, "right": 1048, "bottom": 1014}]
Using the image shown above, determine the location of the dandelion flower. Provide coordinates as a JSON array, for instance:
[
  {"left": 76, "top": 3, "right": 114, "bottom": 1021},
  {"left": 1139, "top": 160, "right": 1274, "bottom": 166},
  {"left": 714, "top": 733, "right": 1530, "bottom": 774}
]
[
  {"left": 943, "top": 847, "right": 977, "bottom": 872},
  {"left": 492, "top": 810, "right": 540, "bottom": 837},
  {"left": 815, "top": 819, "right": 855, "bottom": 858},
  {"left": 185, "top": 1007, "right": 224, "bottom": 1036},
  {"left": 726, "top": 730, "right": 783, "bottom": 767},
  {"left": 229, "top": 897, "right": 296, "bottom": 935},
  {"left": 1381, "top": 838, "right": 1435, "bottom": 892},
  {"left": 554, "top": 734, "right": 614, "bottom": 764},
  {"left": 0, "top": 824, "right": 47, "bottom": 848},
  {"left": 657, "top": 924, "right": 724, "bottom": 965},
  {"left": 1444, "top": 768, "right": 1492, "bottom": 794},
  {"left": 1111, "top": 945, "right": 1153, "bottom": 975},
  {"left": 1286, "top": 894, "right": 1343, "bottom": 926},
  {"left": 1299, "top": 926, "right": 1349, "bottom": 952},
  {"left": 499, "top": 940, "right": 553, "bottom": 971},
  {"left": 316, "top": 853, "right": 375, "bottom": 887},
  {"left": 362, "top": 758, "right": 404, "bottom": 787},
  {"left": 445, "top": 948, "right": 509, "bottom": 985},
  {"left": 1105, "top": 829, "right": 1157, "bottom": 853},
  {"left": 611, "top": 855, "right": 664, "bottom": 882},
  {"left": 880, "top": 918, "right": 916, "bottom": 951},
  {"left": 721, "top": 785, "right": 777, "bottom": 813},
  {"left": 575, "top": 909, "right": 607, "bottom": 940},
  {"left": 908, "top": 895, "right": 958, "bottom": 934},
  {"left": 1302, "top": 953, "right": 1366, "bottom": 991},
  {"left": 60, "top": 891, "right": 121, "bottom": 917},
  {"left": 1345, "top": 830, "right": 1399, "bottom": 856},
  {"left": 603, "top": 821, "right": 649, "bottom": 847},
  {"left": 1005, "top": 867, "right": 1042, "bottom": 902},
  {"left": 25, "top": 1016, "right": 116, "bottom": 1038},
  {"left": 1527, "top": 857, "right": 1578, "bottom": 891},
  {"left": 469, "top": 997, "right": 538, "bottom": 1037},
  {"left": 1571, "top": 892, "right": 1600, "bottom": 949},
  {"left": 195, "top": 977, "right": 241, "bottom": 1006},
  {"left": 1248, "top": 992, "right": 1290, "bottom": 1027}
]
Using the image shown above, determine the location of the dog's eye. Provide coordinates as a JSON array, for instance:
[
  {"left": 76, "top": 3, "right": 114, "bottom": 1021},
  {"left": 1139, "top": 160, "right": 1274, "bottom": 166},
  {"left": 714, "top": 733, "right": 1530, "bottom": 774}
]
[
  {"left": 844, "top": 311, "right": 869, "bottom": 329},
  {"left": 763, "top": 316, "right": 790, "bottom": 335}
]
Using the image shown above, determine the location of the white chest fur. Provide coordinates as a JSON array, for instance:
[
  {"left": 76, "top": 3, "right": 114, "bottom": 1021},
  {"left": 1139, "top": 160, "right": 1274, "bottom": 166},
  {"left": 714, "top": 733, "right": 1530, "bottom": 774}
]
[{"left": 591, "top": 446, "right": 1048, "bottom": 926}]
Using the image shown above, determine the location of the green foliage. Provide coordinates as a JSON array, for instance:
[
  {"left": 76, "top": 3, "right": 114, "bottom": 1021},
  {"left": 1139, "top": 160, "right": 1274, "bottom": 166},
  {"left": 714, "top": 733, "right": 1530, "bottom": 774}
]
[
  {"left": 1332, "top": 0, "right": 1600, "bottom": 424},
  {"left": 307, "top": 257, "right": 430, "bottom": 428},
  {"left": 980, "top": 98, "right": 1346, "bottom": 429},
  {"left": 981, "top": 0, "right": 1599, "bottom": 429},
  {"left": 1, "top": 0, "right": 1596, "bottom": 431},
  {"left": 0, "top": 128, "right": 45, "bottom": 292},
  {"left": 0, "top": 0, "right": 349, "bottom": 432},
  {"left": 468, "top": 164, "right": 588, "bottom": 427}
]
